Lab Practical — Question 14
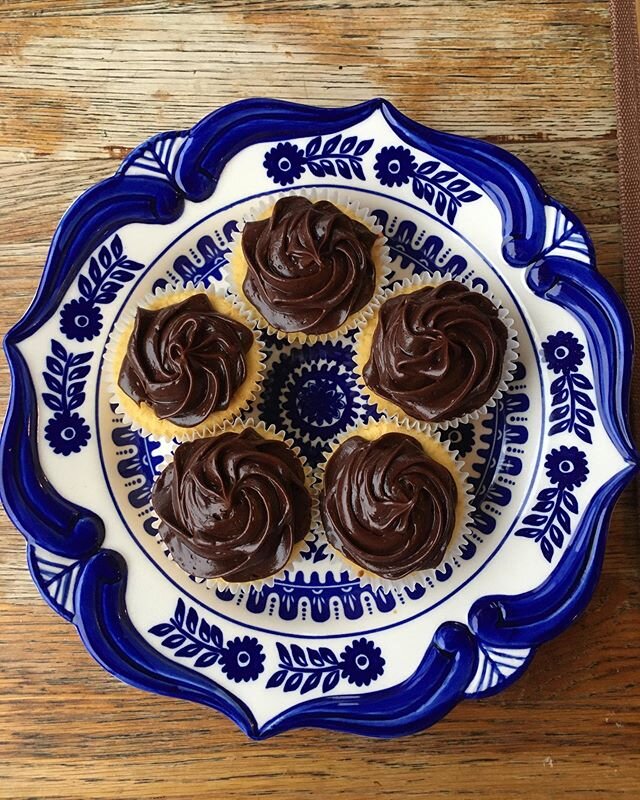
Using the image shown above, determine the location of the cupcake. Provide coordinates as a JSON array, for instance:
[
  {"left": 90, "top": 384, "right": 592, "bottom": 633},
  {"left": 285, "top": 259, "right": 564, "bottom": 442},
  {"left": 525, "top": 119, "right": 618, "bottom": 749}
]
[
  {"left": 319, "top": 420, "right": 471, "bottom": 589},
  {"left": 228, "top": 191, "right": 390, "bottom": 344},
  {"left": 355, "top": 275, "right": 517, "bottom": 428},
  {"left": 152, "top": 422, "right": 314, "bottom": 586},
  {"left": 107, "top": 286, "right": 264, "bottom": 440}
]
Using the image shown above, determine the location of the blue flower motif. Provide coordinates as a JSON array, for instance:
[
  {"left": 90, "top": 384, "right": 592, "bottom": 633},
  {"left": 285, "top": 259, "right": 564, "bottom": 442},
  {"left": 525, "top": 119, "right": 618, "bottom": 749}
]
[
  {"left": 374, "top": 145, "right": 417, "bottom": 187},
  {"left": 260, "top": 343, "right": 363, "bottom": 466},
  {"left": 286, "top": 364, "right": 351, "bottom": 428},
  {"left": 544, "top": 446, "right": 589, "bottom": 491},
  {"left": 59, "top": 297, "right": 103, "bottom": 342},
  {"left": 263, "top": 142, "right": 306, "bottom": 186},
  {"left": 542, "top": 331, "right": 584, "bottom": 374},
  {"left": 339, "top": 638, "right": 385, "bottom": 687},
  {"left": 44, "top": 412, "right": 91, "bottom": 456},
  {"left": 440, "top": 423, "right": 475, "bottom": 457},
  {"left": 219, "top": 636, "right": 265, "bottom": 683}
]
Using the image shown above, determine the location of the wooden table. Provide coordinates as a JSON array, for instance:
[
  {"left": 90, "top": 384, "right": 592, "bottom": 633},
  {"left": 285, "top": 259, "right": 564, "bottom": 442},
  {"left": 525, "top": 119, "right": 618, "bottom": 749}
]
[{"left": 1, "top": 2, "right": 638, "bottom": 797}]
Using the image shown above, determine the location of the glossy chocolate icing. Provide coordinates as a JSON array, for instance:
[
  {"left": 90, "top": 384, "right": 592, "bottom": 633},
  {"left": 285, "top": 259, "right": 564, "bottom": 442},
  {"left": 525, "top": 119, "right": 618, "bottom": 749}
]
[
  {"left": 241, "top": 196, "right": 378, "bottom": 334},
  {"left": 118, "top": 294, "right": 253, "bottom": 427},
  {"left": 152, "top": 429, "right": 312, "bottom": 581},
  {"left": 320, "top": 432, "right": 457, "bottom": 579},
  {"left": 363, "top": 281, "right": 508, "bottom": 422}
]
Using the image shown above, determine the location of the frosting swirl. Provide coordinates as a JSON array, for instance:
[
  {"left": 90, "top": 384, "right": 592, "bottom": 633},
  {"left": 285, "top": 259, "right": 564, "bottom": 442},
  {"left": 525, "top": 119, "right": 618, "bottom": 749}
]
[
  {"left": 241, "top": 196, "right": 378, "bottom": 334},
  {"left": 364, "top": 282, "right": 508, "bottom": 422},
  {"left": 118, "top": 294, "right": 254, "bottom": 427},
  {"left": 320, "top": 433, "right": 457, "bottom": 579},
  {"left": 152, "top": 429, "right": 312, "bottom": 581}
]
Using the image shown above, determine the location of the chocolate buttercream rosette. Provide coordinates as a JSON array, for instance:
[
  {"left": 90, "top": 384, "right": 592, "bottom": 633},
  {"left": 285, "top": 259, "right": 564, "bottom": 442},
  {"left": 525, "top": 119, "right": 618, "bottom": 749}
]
[
  {"left": 105, "top": 284, "right": 265, "bottom": 441},
  {"left": 353, "top": 272, "right": 518, "bottom": 431},
  {"left": 227, "top": 188, "right": 391, "bottom": 344},
  {"left": 317, "top": 420, "right": 473, "bottom": 592},
  {"left": 151, "top": 418, "right": 318, "bottom": 592}
]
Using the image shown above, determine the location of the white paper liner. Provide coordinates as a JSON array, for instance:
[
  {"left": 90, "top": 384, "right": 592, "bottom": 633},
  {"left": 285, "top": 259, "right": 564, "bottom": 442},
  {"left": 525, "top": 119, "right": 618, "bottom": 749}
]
[
  {"left": 353, "top": 270, "right": 519, "bottom": 432},
  {"left": 315, "top": 418, "right": 474, "bottom": 593},
  {"left": 152, "top": 417, "right": 319, "bottom": 593},
  {"left": 104, "top": 282, "right": 266, "bottom": 442},
  {"left": 226, "top": 187, "right": 392, "bottom": 345}
]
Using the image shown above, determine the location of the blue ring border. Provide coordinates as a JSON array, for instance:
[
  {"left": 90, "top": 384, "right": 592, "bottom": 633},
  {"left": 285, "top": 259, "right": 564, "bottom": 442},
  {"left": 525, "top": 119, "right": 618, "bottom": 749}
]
[{"left": 0, "top": 97, "right": 637, "bottom": 739}]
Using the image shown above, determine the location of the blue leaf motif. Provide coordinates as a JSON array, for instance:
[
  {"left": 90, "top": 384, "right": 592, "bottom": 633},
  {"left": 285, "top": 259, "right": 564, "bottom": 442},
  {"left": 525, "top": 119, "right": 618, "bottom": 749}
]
[
  {"left": 42, "top": 393, "right": 63, "bottom": 412},
  {"left": 163, "top": 634, "right": 186, "bottom": 649},
  {"left": 43, "top": 373, "right": 62, "bottom": 393},
  {"left": 266, "top": 638, "right": 385, "bottom": 695},
  {"left": 112, "top": 233, "right": 123, "bottom": 259},
  {"left": 175, "top": 643, "right": 202, "bottom": 659},
  {"left": 305, "top": 136, "right": 321, "bottom": 157},
  {"left": 276, "top": 642, "right": 293, "bottom": 668},
  {"left": 29, "top": 549, "right": 81, "bottom": 619},
  {"left": 322, "top": 134, "right": 340, "bottom": 154},
  {"left": 149, "top": 601, "right": 263, "bottom": 682},
  {"left": 149, "top": 623, "right": 174, "bottom": 637},
  {"left": 199, "top": 618, "right": 211, "bottom": 643},
  {"left": 543, "top": 332, "right": 595, "bottom": 439},
  {"left": 123, "top": 132, "right": 189, "bottom": 187},
  {"left": 563, "top": 491, "right": 578, "bottom": 513},
  {"left": 301, "top": 672, "right": 322, "bottom": 694},
  {"left": 319, "top": 647, "right": 338, "bottom": 665},
  {"left": 354, "top": 138, "right": 373, "bottom": 156},
  {"left": 515, "top": 446, "right": 586, "bottom": 560},
  {"left": 174, "top": 598, "right": 186, "bottom": 627},
  {"left": 307, "top": 648, "right": 324, "bottom": 667},
  {"left": 374, "top": 145, "right": 481, "bottom": 216},
  {"left": 266, "top": 670, "right": 288, "bottom": 689},
  {"left": 60, "top": 235, "right": 145, "bottom": 343},
  {"left": 340, "top": 136, "right": 356, "bottom": 153},
  {"left": 466, "top": 643, "right": 531, "bottom": 695},
  {"left": 264, "top": 133, "right": 370, "bottom": 185},
  {"left": 323, "top": 670, "right": 341, "bottom": 693},
  {"left": 541, "top": 538, "right": 554, "bottom": 562},
  {"left": 195, "top": 652, "right": 220, "bottom": 668},
  {"left": 51, "top": 340, "right": 67, "bottom": 360},
  {"left": 46, "top": 356, "right": 63, "bottom": 375},
  {"left": 542, "top": 204, "right": 591, "bottom": 264},
  {"left": 186, "top": 606, "right": 198, "bottom": 634},
  {"left": 284, "top": 673, "right": 303, "bottom": 692},
  {"left": 42, "top": 340, "right": 91, "bottom": 455},
  {"left": 290, "top": 644, "right": 308, "bottom": 667}
]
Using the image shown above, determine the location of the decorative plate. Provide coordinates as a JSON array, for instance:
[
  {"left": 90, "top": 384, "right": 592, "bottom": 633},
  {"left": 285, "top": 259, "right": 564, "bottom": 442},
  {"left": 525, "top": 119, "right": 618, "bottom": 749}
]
[{"left": 1, "top": 98, "right": 637, "bottom": 739}]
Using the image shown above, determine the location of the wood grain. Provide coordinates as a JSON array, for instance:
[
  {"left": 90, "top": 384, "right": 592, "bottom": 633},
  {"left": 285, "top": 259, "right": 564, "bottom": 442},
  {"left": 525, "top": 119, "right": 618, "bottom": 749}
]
[{"left": 0, "top": 2, "right": 638, "bottom": 798}]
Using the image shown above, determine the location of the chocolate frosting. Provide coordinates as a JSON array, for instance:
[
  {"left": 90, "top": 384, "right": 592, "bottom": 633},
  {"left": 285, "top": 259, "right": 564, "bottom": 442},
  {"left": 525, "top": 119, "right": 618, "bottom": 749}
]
[
  {"left": 118, "top": 294, "right": 254, "bottom": 428},
  {"left": 320, "top": 433, "right": 457, "bottom": 579},
  {"left": 364, "top": 281, "right": 508, "bottom": 422},
  {"left": 241, "top": 196, "right": 378, "bottom": 334},
  {"left": 152, "top": 429, "right": 312, "bottom": 581}
]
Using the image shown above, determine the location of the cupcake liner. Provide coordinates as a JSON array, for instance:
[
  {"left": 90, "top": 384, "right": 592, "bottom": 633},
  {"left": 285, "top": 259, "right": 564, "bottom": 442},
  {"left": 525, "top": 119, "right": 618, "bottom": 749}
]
[
  {"left": 152, "top": 417, "right": 319, "bottom": 593},
  {"left": 315, "top": 418, "right": 474, "bottom": 593},
  {"left": 226, "top": 187, "right": 392, "bottom": 345},
  {"left": 353, "top": 270, "right": 519, "bottom": 432},
  {"left": 104, "top": 282, "right": 266, "bottom": 442}
]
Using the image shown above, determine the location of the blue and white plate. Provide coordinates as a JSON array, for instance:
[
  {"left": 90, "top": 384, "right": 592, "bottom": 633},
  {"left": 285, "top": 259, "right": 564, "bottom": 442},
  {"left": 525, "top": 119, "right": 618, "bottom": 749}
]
[{"left": 1, "top": 99, "right": 637, "bottom": 739}]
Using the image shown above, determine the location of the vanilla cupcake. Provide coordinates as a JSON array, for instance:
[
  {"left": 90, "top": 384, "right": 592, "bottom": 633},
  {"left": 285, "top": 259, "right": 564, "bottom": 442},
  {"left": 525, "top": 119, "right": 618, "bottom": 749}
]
[
  {"left": 152, "top": 420, "right": 315, "bottom": 590},
  {"left": 106, "top": 286, "right": 264, "bottom": 441},
  {"left": 228, "top": 189, "right": 390, "bottom": 344},
  {"left": 318, "top": 420, "right": 472, "bottom": 591},
  {"left": 354, "top": 274, "right": 517, "bottom": 429}
]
